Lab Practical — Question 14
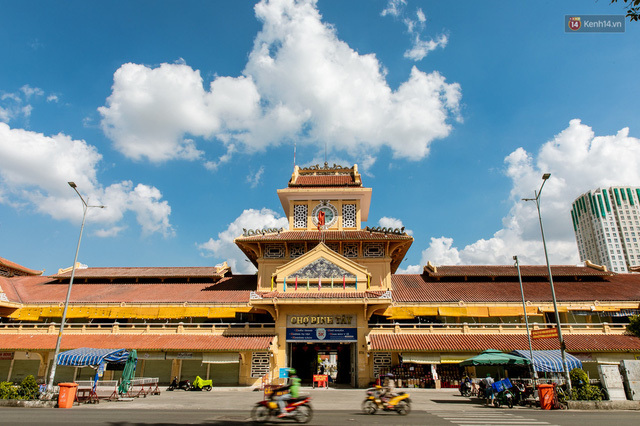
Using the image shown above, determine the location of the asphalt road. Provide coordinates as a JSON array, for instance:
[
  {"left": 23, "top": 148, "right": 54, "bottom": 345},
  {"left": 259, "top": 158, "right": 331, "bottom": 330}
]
[{"left": 1, "top": 387, "right": 638, "bottom": 425}]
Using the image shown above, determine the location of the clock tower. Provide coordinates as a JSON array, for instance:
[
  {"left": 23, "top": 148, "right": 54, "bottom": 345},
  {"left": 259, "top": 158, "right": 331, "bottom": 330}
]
[{"left": 235, "top": 163, "right": 413, "bottom": 292}]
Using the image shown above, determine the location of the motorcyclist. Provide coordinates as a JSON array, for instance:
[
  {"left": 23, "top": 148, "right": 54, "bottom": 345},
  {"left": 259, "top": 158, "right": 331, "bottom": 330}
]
[
  {"left": 274, "top": 368, "right": 300, "bottom": 418},
  {"left": 459, "top": 374, "right": 472, "bottom": 396},
  {"left": 379, "top": 374, "right": 397, "bottom": 404}
]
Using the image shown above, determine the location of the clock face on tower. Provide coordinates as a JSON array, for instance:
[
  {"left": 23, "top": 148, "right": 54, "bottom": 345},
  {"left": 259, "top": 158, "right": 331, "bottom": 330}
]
[{"left": 312, "top": 202, "right": 338, "bottom": 228}]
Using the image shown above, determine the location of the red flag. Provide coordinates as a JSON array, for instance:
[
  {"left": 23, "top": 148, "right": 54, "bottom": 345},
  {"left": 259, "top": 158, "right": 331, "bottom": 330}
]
[
  {"left": 318, "top": 276, "right": 322, "bottom": 290},
  {"left": 295, "top": 276, "right": 298, "bottom": 290},
  {"left": 343, "top": 274, "right": 346, "bottom": 290},
  {"left": 317, "top": 210, "right": 325, "bottom": 230}
]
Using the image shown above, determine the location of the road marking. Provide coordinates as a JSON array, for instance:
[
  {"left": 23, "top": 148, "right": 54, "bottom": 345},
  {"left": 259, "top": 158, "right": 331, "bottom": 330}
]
[{"left": 431, "top": 410, "right": 554, "bottom": 426}]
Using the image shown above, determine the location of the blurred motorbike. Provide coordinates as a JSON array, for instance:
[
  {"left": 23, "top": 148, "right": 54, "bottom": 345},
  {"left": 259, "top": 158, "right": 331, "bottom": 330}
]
[
  {"left": 361, "top": 386, "right": 411, "bottom": 415},
  {"left": 251, "top": 393, "right": 313, "bottom": 423}
]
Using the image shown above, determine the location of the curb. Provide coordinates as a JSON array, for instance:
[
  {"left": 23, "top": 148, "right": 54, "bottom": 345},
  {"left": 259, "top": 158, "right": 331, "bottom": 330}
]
[
  {"left": 567, "top": 400, "right": 640, "bottom": 410},
  {"left": 0, "top": 399, "right": 57, "bottom": 408}
]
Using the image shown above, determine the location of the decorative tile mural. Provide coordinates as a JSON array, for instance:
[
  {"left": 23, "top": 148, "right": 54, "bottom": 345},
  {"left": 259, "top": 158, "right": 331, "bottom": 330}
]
[{"left": 287, "top": 257, "right": 356, "bottom": 279}]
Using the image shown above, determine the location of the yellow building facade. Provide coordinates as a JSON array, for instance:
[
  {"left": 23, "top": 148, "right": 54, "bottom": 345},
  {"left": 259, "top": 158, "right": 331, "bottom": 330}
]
[{"left": 1, "top": 163, "right": 640, "bottom": 388}]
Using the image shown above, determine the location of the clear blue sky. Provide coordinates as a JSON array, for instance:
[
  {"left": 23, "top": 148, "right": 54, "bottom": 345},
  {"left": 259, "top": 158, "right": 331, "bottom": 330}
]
[{"left": 1, "top": 0, "right": 638, "bottom": 275}]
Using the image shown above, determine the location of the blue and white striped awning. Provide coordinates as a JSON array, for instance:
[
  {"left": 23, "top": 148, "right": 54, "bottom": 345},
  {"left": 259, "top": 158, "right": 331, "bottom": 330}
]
[
  {"left": 56, "top": 348, "right": 129, "bottom": 366},
  {"left": 510, "top": 350, "right": 582, "bottom": 373}
]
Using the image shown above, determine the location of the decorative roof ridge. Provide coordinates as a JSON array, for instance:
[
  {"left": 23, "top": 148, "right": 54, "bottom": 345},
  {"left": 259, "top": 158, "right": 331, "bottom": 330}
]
[
  {"left": 419, "top": 264, "right": 613, "bottom": 277},
  {"left": 364, "top": 226, "right": 408, "bottom": 236},
  {"left": 298, "top": 163, "right": 353, "bottom": 174},
  {"left": 0, "top": 256, "right": 44, "bottom": 276},
  {"left": 242, "top": 227, "right": 284, "bottom": 237},
  {"left": 288, "top": 163, "right": 362, "bottom": 187}
]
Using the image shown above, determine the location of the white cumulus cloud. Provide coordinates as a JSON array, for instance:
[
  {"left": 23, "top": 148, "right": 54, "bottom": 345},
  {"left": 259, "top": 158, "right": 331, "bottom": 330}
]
[
  {"left": 405, "top": 120, "right": 640, "bottom": 270},
  {"left": 381, "top": 1, "right": 448, "bottom": 61},
  {"left": 0, "top": 122, "right": 173, "bottom": 237},
  {"left": 197, "top": 208, "right": 289, "bottom": 274},
  {"left": 98, "top": 0, "right": 460, "bottom": 165}
]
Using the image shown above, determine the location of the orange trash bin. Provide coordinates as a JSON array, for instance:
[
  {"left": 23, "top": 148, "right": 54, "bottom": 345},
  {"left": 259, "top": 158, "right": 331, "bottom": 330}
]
[
  {"left": 58, "top": 382, "right": 78, "bottom": 408},
  {"left": 537, "top": 384, "right": 554, "bottom": 410}
]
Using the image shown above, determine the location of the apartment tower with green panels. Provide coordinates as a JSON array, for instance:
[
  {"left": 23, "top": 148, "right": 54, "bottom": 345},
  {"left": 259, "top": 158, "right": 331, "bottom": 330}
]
[{"left": 571, "top": 187, "right": 640, "bottom": 272}]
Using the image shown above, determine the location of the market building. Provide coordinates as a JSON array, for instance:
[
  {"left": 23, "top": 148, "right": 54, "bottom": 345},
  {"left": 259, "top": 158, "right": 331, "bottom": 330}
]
[{"left": 1, "top": 164, "right": 640, "bottom": 388}]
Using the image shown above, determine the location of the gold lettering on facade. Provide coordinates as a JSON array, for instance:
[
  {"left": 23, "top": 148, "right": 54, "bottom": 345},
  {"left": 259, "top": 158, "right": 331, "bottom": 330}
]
[{"left": 288, "top": 315, "right": 355, "bottom": 326}]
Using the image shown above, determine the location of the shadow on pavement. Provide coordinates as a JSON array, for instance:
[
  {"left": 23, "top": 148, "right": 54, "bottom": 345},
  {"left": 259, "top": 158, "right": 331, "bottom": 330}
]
[{"left": 431, "top": 398, "right": 480, "bottom": 405}]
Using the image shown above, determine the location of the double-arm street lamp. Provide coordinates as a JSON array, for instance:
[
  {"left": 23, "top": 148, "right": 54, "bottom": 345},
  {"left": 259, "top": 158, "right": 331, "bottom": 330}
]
[
  {"left": 523, "top": 173, "right": 572, "bottom": 393},
  {"left": 45, "top": 182, "right": 104, "bottom": 396}
]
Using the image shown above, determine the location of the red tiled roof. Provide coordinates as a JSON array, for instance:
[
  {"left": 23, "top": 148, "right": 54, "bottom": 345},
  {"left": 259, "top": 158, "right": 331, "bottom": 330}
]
[
  {"left": 0, "top": 256, "right": 43, "bottom": 276},
  {"left": 368, "top": 333, "right": 640, "bottom": 352},
  {"left": 391, "top": 274, "right": 640, "bottom": 302},
  {"left": 257, "top": 290, "right": 387, "bottom": 299},
  {"left": 236, "top": 230, "right": 412, "bottom": 242},
  {"left": 424, "top": 265, "right": 611, "bottom": 277},
  {"left": 0, "top": 334, "right": 274, "bottom": 351},
  {"left": 289, "top": 175, "right": 360, "bottom": 187},
  {"left": 5, "top": 275, "right": 256, "bottom": 304},
  {"left": 53, "top": 266, "right": 225, "bottom": 279}
]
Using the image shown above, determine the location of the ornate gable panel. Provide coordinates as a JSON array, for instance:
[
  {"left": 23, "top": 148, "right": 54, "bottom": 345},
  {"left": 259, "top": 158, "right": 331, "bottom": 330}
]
[{"left": 287, "top": 257, "right": 355, "bottom": 280}]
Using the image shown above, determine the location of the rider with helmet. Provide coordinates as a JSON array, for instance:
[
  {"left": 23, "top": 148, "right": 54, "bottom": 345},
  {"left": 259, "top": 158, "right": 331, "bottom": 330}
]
[
  {"left": 379, "top": 374, "right": 397, "bottom": 403},
  {"left": 274, "top": 368, "right": 300, "bottom": 418}
]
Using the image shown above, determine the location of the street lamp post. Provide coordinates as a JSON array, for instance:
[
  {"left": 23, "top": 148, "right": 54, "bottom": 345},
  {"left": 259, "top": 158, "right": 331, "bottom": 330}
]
[
  {"left": 523, "top": 173, "right": 572, "bottom": 393},
  {"left": 45, "top": 182, "right": 104, "bottom": 396},
  {"left": 513, "top": 255, "right": 538, "bottom": 383}
]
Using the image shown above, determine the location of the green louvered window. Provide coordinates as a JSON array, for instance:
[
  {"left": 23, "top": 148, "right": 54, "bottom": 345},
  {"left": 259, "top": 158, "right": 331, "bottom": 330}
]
[
  {"left": 614, "top": 188, "right": 621, "bottom": 206},
  {"left": 571, "top": 210, "right": 578, "bottom": 230},
  {"left": 627, "top": 188, "right": 634, "bottom": 206},
  {"left": 590, "top": 193, "right": 599, "bottom": 216},
  {"left": 597, "top": 195, "right": 606, "bottom": 217},
  {"left": 636, "top": 189, "right": 640, "bottom": 206},
  {"left": 603, "top": 189, "right": 611, "bottom": 212},
  {"left": 621, "top": 188, "right": 627, "bottom": 201}
]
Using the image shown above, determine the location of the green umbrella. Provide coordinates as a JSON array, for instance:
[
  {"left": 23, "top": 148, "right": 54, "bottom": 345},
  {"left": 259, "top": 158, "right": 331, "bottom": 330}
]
[
  {"left": 118, "top": 349, "right": 138, "bottom": 395},
  {"left": 459, "top": 349, "right": 531, "bottom": 367}
]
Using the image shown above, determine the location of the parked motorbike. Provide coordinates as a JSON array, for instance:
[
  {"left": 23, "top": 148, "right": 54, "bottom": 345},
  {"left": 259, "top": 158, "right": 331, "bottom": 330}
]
[
  {"left": 510, "top": 381, "right": 530, "bottom": 406},
  {"left": 167, "top": 376, "right": 192, "bottom": 391},
  {"left": 191, "top": 375, "right": 212, "bottom": 391},
  {"left": 493, "top": 387, "right": 514, "bottom": 408},
  {"left": 361, "top": 386, "right": 411, "bottom": 415},
  {"left": 251, "top": 394, "right": 313, "bottom": 423}
]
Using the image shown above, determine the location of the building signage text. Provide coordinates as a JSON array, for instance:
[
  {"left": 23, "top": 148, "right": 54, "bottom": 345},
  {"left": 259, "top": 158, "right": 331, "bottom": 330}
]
[
  {"left": 288, "top": 314, "right": 355, "bottom": 327},
  {"left": 286, "top": 327, "right": 357, "bottom": 342}
]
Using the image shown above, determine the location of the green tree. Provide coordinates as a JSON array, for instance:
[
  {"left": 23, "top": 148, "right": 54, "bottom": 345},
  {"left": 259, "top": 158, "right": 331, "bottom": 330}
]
[
  {"left": 611, "top": 0, "right": 640, "bottom": 22},
  {"left": 627, "top": 314, "right": 640, "bottom": 337}
]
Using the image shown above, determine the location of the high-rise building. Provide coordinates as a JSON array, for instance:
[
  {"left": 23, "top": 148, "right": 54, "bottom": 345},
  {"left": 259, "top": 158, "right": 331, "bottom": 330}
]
[{"left": 571, "top": 187, "right": 640, "bottom": 273}]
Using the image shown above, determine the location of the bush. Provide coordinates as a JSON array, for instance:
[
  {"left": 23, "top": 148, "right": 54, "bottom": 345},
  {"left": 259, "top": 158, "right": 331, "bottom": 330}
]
[
  {"left": 569, "top": 368, "right": 604, "bottom": 401},
  {"left": 18, "top": 375, "right": 39, "bottom": 400},
  {"left": 0, "top": 376, "right": 40, "bottom": 400},
  {"left": 0, "top": 382, "right": 18, "bottom": 400}
]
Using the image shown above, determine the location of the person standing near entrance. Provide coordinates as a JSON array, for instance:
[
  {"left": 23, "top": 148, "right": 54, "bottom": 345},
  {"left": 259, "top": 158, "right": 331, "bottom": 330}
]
[{"left": 483, "top": 373, "right": 495, "bottom": 406}]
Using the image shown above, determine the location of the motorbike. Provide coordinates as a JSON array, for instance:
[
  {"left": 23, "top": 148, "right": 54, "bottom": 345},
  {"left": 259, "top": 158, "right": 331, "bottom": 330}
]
[
  {"left": 167, "top": 376, "right": 192, "bottom": 391},
  {"left": 492, "top": 387, "right": 514, "bottom": 408},
  {"left": 459, "top": 380, "right": 472, "bottom": 397},
  {"left": 191, "top": 375, "right": 212, "bottom": 391},
  {"left": 361, "top": 386, "right": 411, "bottom": 415},
  {"left": 510, "top": 381, "right": 530, "bottom": 406},
  {"left": 251, "top": 394, "right": 313, "bottom": 423}
]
